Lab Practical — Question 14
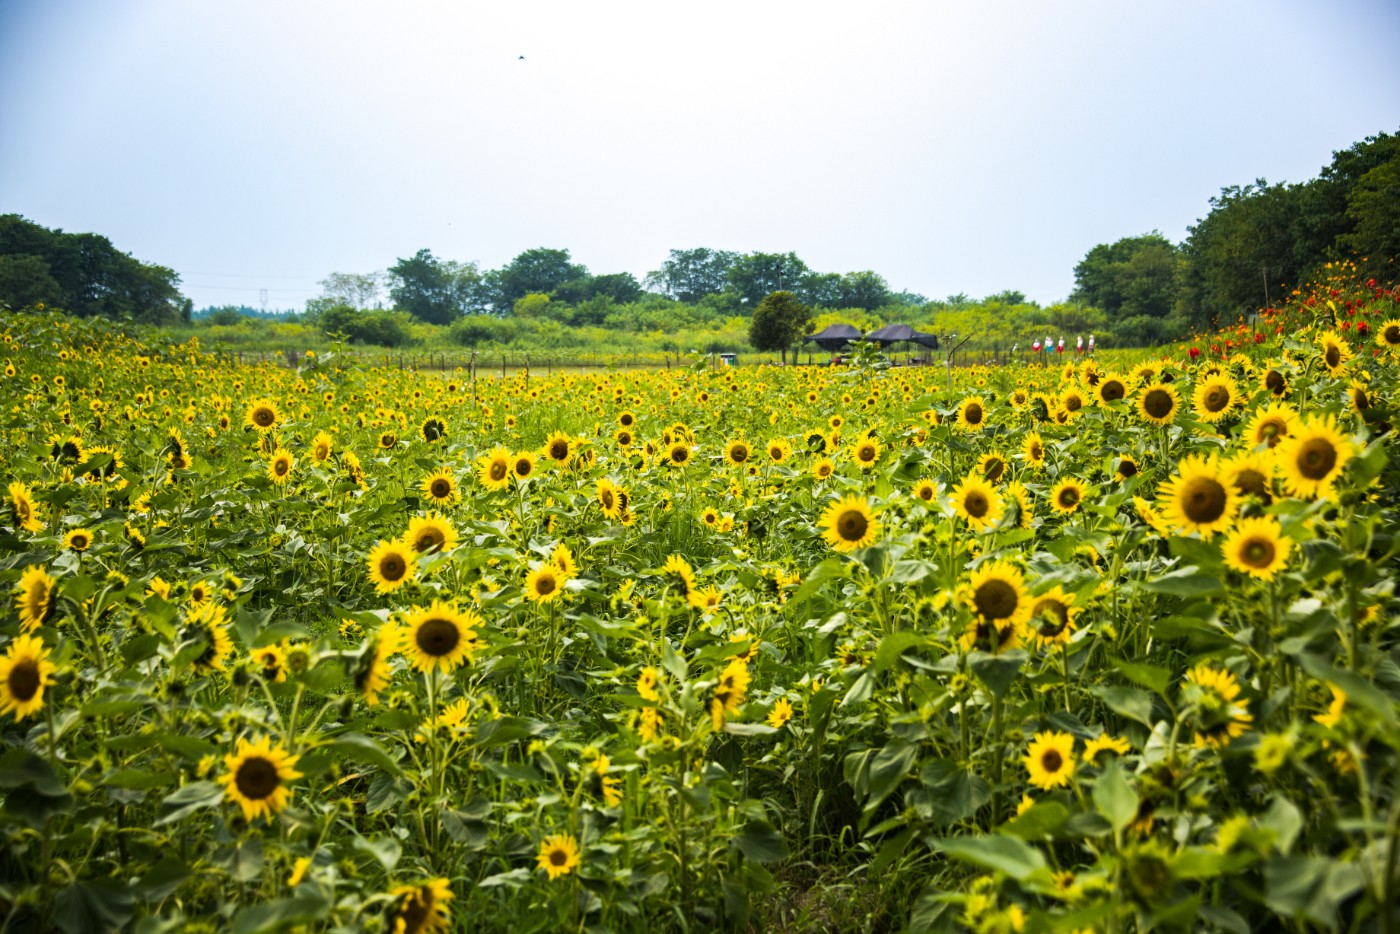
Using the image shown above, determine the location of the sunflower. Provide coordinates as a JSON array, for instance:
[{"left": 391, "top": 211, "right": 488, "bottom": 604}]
[
  {"left": 950, "top": 475, "right": 1004, "bottom": 532},
  {"left": 1376, "top": 318, "right": 1400, "bottom": 353},
  {"left": 811, "top": 457, "right": 835, "bottom": 480},
  {"left": 1024, "top": 731, "right": 1076, "bottom": 790},
  {"left": 219, "top": 735, "right": 302, "bottom": 822},
  {"left": 7, "top": 482, "right": 43, "bottom": 533},
  {"left": 252, "top": 645, "right": 288, "bottom": 683},
  {"left": 614, "top": 428, "right": 634, "bottom": 448},
  {"left": 1083, "top": 733, "right": 1131, "bottom": 762},
  {"left": 1183, "top": 665, "right": 1253, "bottom": 747},
  {"left": 511, "top": 451, "right": 537, "bottom": 481},
  {"left": 0, "top": 634, "right": 57, "bottom": 722},
  {"left": 367, "top": 540, "right": 417, "bottom": 594},
  {"left": 63, "top": 527, "right": 94, "bottom": 552},
  {"left": 267, "top": 448, "right": 295, "bottom": 485},
  {"left": 1115, "top": 454, "right": 1139, "bottom": 480},
  {"left": 421, "top": 468, "right": 458, "bottom": 506},
  {"left": 767, "top": 698, "right": 794, "bottom": 729},
  {"left": 354, "top": 622, "right": 399, "bottom": 706},
  {"left": 964, "top": 560, "right": 1031, "bottom": 629},
  {"left": 1005, "top": 481, "right": 1034, "bottom": 529},
  {"left": 636, "top": 665, "right": 661, "bottom": 701},
  {"left": 1275, "top": 414, "right": 1354, "bottom": 500},
  {"left": 186, "top": 603, "right": 235, "bottom": 673},
  {"left": 766, "top": 438, "right": 792, "bottom": 464},
  {"left": 1193, "top": 374, "right": 1239, "bottom": 424},
  {"left": 1221, "top": 516, "right": 1291, "bottom": 580},
  {"left": 1244, "top": 401, "right": 1297, "bottom": 450},
  {"left": 666, "top": 441, "right": 693, "bottom": 467},
  {"left": 1222, "top": 450, "right": 1274, "bottom": 503},
  {"left": 1134, "top": 496, "right": 1171, "bottom": 536},
  {"left": 700, "top": 506, "right": 720, "bottom": 527},
  {"left": 403, "top": 513, "right": 459, "bottom": 555},
  {"left": 1009, "top": 388, "right": 1029, "bottom": 408},
  {"left": 1136, "top": 382, "right": 1179, "bottom": 426},
  {"left": 596, "top": 478, "right": 625, "bottom": 518},
  {"left": 466, "top": 446, "right": 509, "bottom": 491},
  {"left": 389, "top": 878, "right": 453, "bottom": 934},
  {"left": 1157, "top": 454, "right": 1237, "bottom": 537},
  {"left": 1347, "top": 380, "right": 1374, "bottom": 414},
  {"left": 618, "top": 410, "right": 636, "bottom": 428},
  {"left": 310, "top": 431, "right": 333, "bottom": 464},
  {"left": 661, "top": 554, "right": 696, "bottom": 596},
  {"left": 245, "top": 398, "right": 280, "bottom": 432},
  {"left": 378, "top": 431, "right": 398, "bottom": 451},
  {"left": 537, "top": 833, "right": 581, "bottom": 881},
  {"left": 525, "top": 562, "right": 566, "bottom": 603},
  {"left": 1027, "top": 585, "right": 1082, "bottom": 647},
  {"left": 1095, "top": 374, "right": 1128, "bottom": 406},
  {"left": 912, "top": 479, "right": 938, "bottom": 503},
  {"left": 16, "top": 565, "right": 57, "bottom": 632},
  {"left": 543, "top": 431, "right": 573, "bottom": 464},
  {"left": 955, "top": 396, "right": 988, "bottom": 431},
  {"left": 852, "top": 437, "right": 881, "bottom": 467},
  {"left": 420, "top": 416, "right": 447, "bottom": 444},
  {"left": 1021, "top": 432, "right": 1046, "bottom": 469},
  {"left": 818, "top": 494, "right": 880, "bottom": 552},
  {"left": 401, "top": 601, "right": 482, "bottom": 673},
  {"left": 688, "top": 585, "right": 723, "bottom": 614},
  {"left": 725, "top": 439, "right": 751, "bottom": 466},
  {"left": 977, "top": 451, "right": 1007, "bottom": 484},
  {"left": 1049, "top": 478, "right": 1087, "bottom": 514},
  {"left": 709, "top": 657, "right": 751, "bottom": 729},
  {"left": 1317, "top": 330, "right": 1352, "bottom": 375},
  {"left": 1060, "top": 387, "right": 1087, "bottom": 415}
]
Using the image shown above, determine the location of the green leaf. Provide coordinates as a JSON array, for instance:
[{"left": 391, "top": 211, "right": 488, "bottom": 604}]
[
  {"left": 932, "top": 834, "right": 1048, "bottom": 882},
  {"left": 1263, "top": 856, "right": 1364, "bottom": 929},
  {"left": 1003, "top": 801, "right": 1069, "bottom": 840},
  {"left": 917, "top": 759, "right": 991, "bottom": 828},
  {"left": 968, "top": 650, "right": 1026, "bottom": 699},
  {"left": 155, "top": 781, "right": 224, "bottom": 826},
  {"left": 475, "top": 716, "right": 551, "bottom": 748},
  {"left": 352, "top": 834, "right": 402, "bottom": 872},
  {"left": 873, "top": 631, "right": 928, "bottom": 673},
  {"left": 1112, "top": 660, "right": 1171, "bottom": 698},
  {"left": 232, "top": 896, "right": 330, "bottom": 934},
  {"left": 1291, "top": 654, "right": 1397, "bottom": 726},
  {"left": 1093, "top": 760, "right": 1138, "bottom": 833},
  {"left": 1091, "top": 685, "right": 1154, "bottom": 727},
  {"left": 863, "top": 740, "right": 919, "bottom": 815},
  {"left": 732, "top": 819, "right": 789, "bottom": 863},
  {"left": 54, "top": 880, "right": 134, "bottom": 934},
  {"left": 790, "top": 557, "right": 848, "bottom": 607},
  {"left": 1141, "top": 565, "right": 1223, "bottom": 598},
  {"left": 1260, "top": 796, "right": 1303, "bottom": 855},
  {"left": 0, "top": 746, "right": 69, "bottom": 796},
  {"left": 327, "top": 733, "right": 403, "bottom": 777}
]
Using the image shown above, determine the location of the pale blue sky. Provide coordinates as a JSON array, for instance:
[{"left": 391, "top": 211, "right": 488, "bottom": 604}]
[{"left": 2, "top": 0, "right": 1397, "bottom": 311}]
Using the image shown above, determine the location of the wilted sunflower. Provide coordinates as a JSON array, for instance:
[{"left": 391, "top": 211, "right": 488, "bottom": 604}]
[
  {"left": 310, "top": 431, "right": 333, "bottom": 464},
  {"left": 1158, "top": 454, "right": 1237, "bottom": 537},
  {"left": 7, "top": 482, "right": 43, "bottom": 533},
  {"left": 964, "top": 560, "right": 1031, "bottom": 629},
  {"left": 0, "top": 633, "right": 57, "bottom": 722},
  {"left": 1024, "top": 731, "right": 1076, "bottom": 790},
  {"left": 1275, "top": 414, "right": 1354, "bottom": 500},
  {"left": 818, "top": 494, "right": 880, "bottom": 552},
  {"left": 543, "top": 431, "right": 573, "bottom": 464},
  {"left": 1244, "top": 401, "right": 1297, "bottom": 450},
  {"left": 476, "top": 447, "right": 512, "bottom": 491},
  {"left": 403, "top": 513, "right": 458, "bottom": 555},
  {"left": 219, "top": 735, "right": 302, "bottom": 822},
  {"left": 267, "top": 448, "right": 295, "bottom": 485},
  {"left": 1376, "top": 318, "right": 1400, "bottom": 353},
  {"left": 1192, "top": 374, "right": 1238, "bottom": 424},
  {"left": 245, "top": 398, "right": 280, "bottom": 432},
  {"left": 1221, "top": 516, "right": 1291, "bottom": 580},
  {"left": 511, "top": 451, "right": 537, "bottom": 481},
  {"left": 389, "top": 878, "right": 454, "bottom": 934},
  {"left": 401, "top": 601, "right": 482, "bottom": 673},
  {"left": 525, "top": 562, "right": 566, "bottom": 603},
  {"left": 367, "top": 540, "right": 417, "bottom": 594},
  {"left": 1021, "top": 431, "right": 1046, "bottom": 469},
  {"left": 537, "top": 833, "right": 581, "bottom": 881},
  {"left": 1049, "top": 478, "right": 1087, "bottom": 514},
  {"left": 950, "top": 475, "right": 1003, "bottom": 532},
  {"left": 421, "top": 468, "right": 458, "bottom": 506},
  {"left": 955, "top": 396, "right": 988, "bottom": 431},
  {"left": 725, "top": 439, "right": 751, "bottom": 466},
  {"left": 1136, "top": 382, "right": 1179, "bottom": 426},
  {"left": 16, "top": 565, "right": 57, "bottom": 632},
  {"left": 977, "top": 451, "right": 1008, "bottom": 484},
  {"left": 1316, "top": 330, "right": 1353, "bottom": 376},
  {"left": 63, "top": 527, "right": 94, "bottom": 552},
  {"left": 420, "top": 416, "right": 447, "bottom": 444},
  {"left": 1027, "top": 585, "right": 1082, "bottom": 647},
  {"left": 1183, "top": 665, "right": 1253, "bottom": 747}
]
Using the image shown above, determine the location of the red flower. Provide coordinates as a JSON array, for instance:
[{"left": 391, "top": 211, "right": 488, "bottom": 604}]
[
  {"left": 1188, "top": 347, "right": 1201, "bottom": 359},
  {"left": 1254, "top": 332, "right": 1264, "bottom": 344}
]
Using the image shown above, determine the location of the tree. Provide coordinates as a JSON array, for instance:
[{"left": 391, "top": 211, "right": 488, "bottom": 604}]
[
  {"left": 1341, "top": 157, "right": 1400, "bottom": 278},
  {"left": 748, "top": 291, "right": 812, "bottom": 364},
  {"left": 727, "top": 252, "right": 811, "bottom": 309},
  {"left": 644, "top": 248, "right": 737, "bottom": 303},
  {"left": 386, "top": 249, "right": 481, "bottom": 324},
  {"left": 0, "top": 254, "right": 62, "bottom": 309},
  {"left": 1072, "top": 233, "right": 1181, "bottom": 320},
  {"left": 838, "top": 271, "right": 891, "bottom": 310},
  {"left": 489, "top": 248, "right": 587, "bottom": 313},
  {"left": 318, "top": 271, "right": 382, "bottom": 309},
  {"left": 1176, "top": 182, "right": 1300, "bottom": 327},
  {"left": 552, "top": 272, "right": 643, "bottom": 305}
]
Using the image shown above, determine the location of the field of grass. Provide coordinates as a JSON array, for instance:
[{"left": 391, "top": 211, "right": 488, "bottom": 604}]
[{"left": 0, "top": 271, "right": 1397, "bottom": 932}]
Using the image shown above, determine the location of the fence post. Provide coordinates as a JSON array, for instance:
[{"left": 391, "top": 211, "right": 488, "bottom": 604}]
[
  {"left": 501, "top": 356, "right": 506, "bottom": 380},
  {"left": 470, "top": 352, "right": 477, "bottom": 406}
]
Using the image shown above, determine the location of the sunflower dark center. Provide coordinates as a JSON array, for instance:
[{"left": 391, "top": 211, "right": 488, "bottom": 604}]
[
  {"left": 415, "top": 529, "right": 445, "bottom": 550},
  {"left": 1030, "top": 442, "right": 1043, "bottom": 459},
  {"left": 1064, "top": 396, "right": 1082, "bottom": 412},
  {"left": 1354, "top": 389, "right": 1370, "bottom": 409},
  {"left": 1101, "top": 381, "right": 1125, "bottom": 402},
  {"left": 984, "top": 459, "right": 1005, "bottom": 482},
  {"left": 489, "top": 461, "right": 508, "bottom": 481},
  {"left": 918, "top": 486, "right": 934, "bottom": 500},
  {"left": 430, "top": 479, "right": 451, "bottom": 498},
  {"left": 549, "top": 848, "right": 568, "bottom": 867},
  {"left": 1265, "top": 370, "right": 1285, "bottom": 393},
  {"left": 396, "top": 891, "right": 431, "bottom": 934},
  {"left": 964, "top": 403, "right": 984, "bottom": 423},
  {"left": 417, "top": 618, "right": 460, "bottom": 656},
  {"left": 253, "top": 409, "right": 274, "bottom": 427},
  {"left": 731, "top": 445, "right": 748, "bottom": 462},
  {"left": 1242, "top": 538, "right": 1274, "bottom": 567},
  {"left": 1234, "top": 469, "right": 1267, "bottom": 497},
  {"left": 836, "top": 509, "right": 869, "bottom": 542},
  {"left": 1204, "top": 387, "right": 1230, "bottom": 412},
  {"left": 234, "top": 756, "right": 280, "bottom": 800},
  {"left": 550, "top": 441, "right": 569, "bottom": 460},
  {"left": 1297, "top": 438, "right": 1338, "bottom": 480},
  {"left": 620, "top": 414, "right": 633, "bottom": 426},
  {"left": 1118, "top": 460, "right": 1138, "bottom": 477},
  {"left": 1058, "top": 487, "right": 1080, "bottom": 508},
  {"left": 275, "top": 459, "right": 289, "bottom": 475},
  {"left": 1181, "top": 476, "right": 1227, "bottom": 524},
  {"left": 379, "top": 554, "right": 407, "bottom": 581},
  {"left": 858, "top": 444, "right": 876, "bottom": 462},
  {"left": 1041, "top": 749, "right": 1063, "bottom": 772},
  {"left": 534, "top": 574, "right": 557, "bottom": 596},
  {"left": 1325, "top": 346, "right": 1340, "bottom": 368},
  {"left": 973, "top": 579, "right": 1018, "bottom": 620},
  {"left": 1034, "top": 600, "right": 1070, "bottom": 636},
  {"left": 964, "top": 492, "right": 988, "bottom": 518},
  {"left": 1384, "top": 325, "right": 1400, "bottom": 344},
  {"left": 672, "top": 448, "right": 689, "bottom": 463},
  {"left": 7, "top": 660, "right": 40, "bottom": 702},
  {"left": 601, "top": 490, "right": 615, "bottom": 509},
  {"left": 514, "top": 460, "right": 532, "bottom": 476},
  {"left": 1143, "top": 389, "right": 1174, "bottom": 419}
]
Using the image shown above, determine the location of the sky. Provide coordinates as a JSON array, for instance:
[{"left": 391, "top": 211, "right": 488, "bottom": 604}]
[{"left": 2, "top": 0, "right": 1398, "bottom": 312}]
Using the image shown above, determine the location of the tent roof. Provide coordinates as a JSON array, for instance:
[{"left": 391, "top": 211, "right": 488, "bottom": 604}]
[
  {"left": 865, "top": 323, "right": 940, "bottom": 348},
  {"left": 805, "top": 323, "right": 864, "bottom": 340}
]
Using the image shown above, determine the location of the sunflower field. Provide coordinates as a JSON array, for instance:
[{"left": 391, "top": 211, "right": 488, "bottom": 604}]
[{"left": 1, "top": 272, "right": 1399, "bottom": 933}]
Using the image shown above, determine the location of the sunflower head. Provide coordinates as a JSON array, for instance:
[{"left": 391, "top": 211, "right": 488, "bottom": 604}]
[
  {"left": 402, "top": 601, "right": 482, "bottom": 673},
  {"left": 367, "top": 540, "right": 417, "bottom": 594},
  {"left": 0, "top": 633, "right": 57, "bottom": 722},
  {"left": 1050, "top": 478, "right": 1087, "bottom": 514},
  {"left": 819, "top": 494, "right": 880, "bottom": 552},
  {"left": 1137, "top": 383, "right": 1179, "bottom": 426},
  {"left": 219, "top": 735, "right": 302, "bottom": 822},
  {"left": 964, "top": 560, "right": 1030, "bottom": 627},
  {"left": 1275, "top": 414, "right": 1354, "bottom": 500},
  {"left": 1158, "top": 454, "right": 1237, "bottom": 537},
  {"left": 1222, "top": 516, "right": 1291, "bottom": 580},
  {"left": 536, "top": 833, "right": 581, "bottom": 881},
  {"left": 951, "top": 475, "right": 1003, "bottom": 531},
  {"left": 1024, "top": 730, "right": 1076, "bottom": 790}
]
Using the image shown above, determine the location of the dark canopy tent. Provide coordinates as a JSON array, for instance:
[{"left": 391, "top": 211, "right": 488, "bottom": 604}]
[
  {"left": 803, "top": 323, "right": 865, "bottom": 351},
  {"left": 864, "top": 323, "right": 940, "bottom": 350}
]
